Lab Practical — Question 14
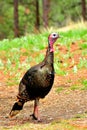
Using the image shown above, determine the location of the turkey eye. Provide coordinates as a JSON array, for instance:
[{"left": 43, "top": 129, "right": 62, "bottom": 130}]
[
  {"left": 53, "top": 34, "right": 56, "bottom": 37},
  {"left": 52, "top": 34, "right": 57, "bottom": 38}
]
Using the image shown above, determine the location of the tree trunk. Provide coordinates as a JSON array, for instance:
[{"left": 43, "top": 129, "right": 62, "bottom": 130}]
[
  {"left": 35, "top": 0, "right": 40, "bottom": 30},
  {"left": 81, "top": 0, "right": 87, "bottom": 21},
  {"left": 43, "top": 0, "right": 50, "bottom": 28},
  {"left": 14, "top": 0, "right": 19, "bottom": 37}
]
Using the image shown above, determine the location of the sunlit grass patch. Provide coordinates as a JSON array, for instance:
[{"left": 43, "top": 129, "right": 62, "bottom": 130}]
[
  {"left": 70, "top": 85, "right": 80, "bottom": 91},
  {"left": 80, "top": 79, "right": 87, "bottom": 90},
  {"left": 69, "top": 79, "right": 87, "bottom": 91},
  {"left": 56, "top": 86, "right": 64, "bottom": 93},
  {"left": 59, "top": 28, "right": 87, "bottom": 47},
  {"left": 80, "top": 42, "right": 87, "bottom": 49}
]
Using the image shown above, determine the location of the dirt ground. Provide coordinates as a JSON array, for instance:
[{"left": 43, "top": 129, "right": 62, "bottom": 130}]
[
  {"left": 0, "top": 41, "right": 87, "bottom": 129},
  {"left": 0, "top": 72, "right": 87, "bottom": 129}
]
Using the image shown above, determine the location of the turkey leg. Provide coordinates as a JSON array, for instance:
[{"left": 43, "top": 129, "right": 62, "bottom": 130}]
[{"left": 30, "top": 98, "right": 40, "bottom": 121}]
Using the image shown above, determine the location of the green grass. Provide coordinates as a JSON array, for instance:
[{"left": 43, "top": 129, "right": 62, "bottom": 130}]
[
  {"left": 56, "top": 86, "right": 64, "bottom": 93},
  {"left": 70, "top": 85, "right": 80, "bottom": 91},
  {"left": 67, "top": 79, "right": 87, "bottom": 91},
  {"left": 0, "top": 27, "right": 87, "bottom": 86},
  {"left": 78, "top": 58, "right": 87, "bottom": 69},
  {"left": 80, "top": 42, "right": 87, "bottom": 49},
  {"left": 0, "top": 33, "right": 48, "bottom": 51},
  {"left": 0, "top": 28, "right": 87, "bottom": 51},
  {"left": 59, "top": 28, "right": 87, "bottom": 47},
  {"left": 80, "top": 79, "right": 87, "bottom": 90}
]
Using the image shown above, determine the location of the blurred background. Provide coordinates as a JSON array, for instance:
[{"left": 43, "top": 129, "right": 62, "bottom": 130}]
[{"left": 0, "top": 0, "right": 87, "bottom": 39}]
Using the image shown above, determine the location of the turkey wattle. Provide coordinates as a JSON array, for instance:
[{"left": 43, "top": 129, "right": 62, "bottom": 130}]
[{"left": 9, "top": 33, "right": 59, "bottom": 121}]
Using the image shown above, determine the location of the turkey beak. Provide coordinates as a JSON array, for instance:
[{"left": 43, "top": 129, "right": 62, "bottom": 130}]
[
  {"left": 58, "top": 34, "right": 60, "bottom": 38},
  {"left": 56, "top": 34, "right": 60, "bottom": 39}
]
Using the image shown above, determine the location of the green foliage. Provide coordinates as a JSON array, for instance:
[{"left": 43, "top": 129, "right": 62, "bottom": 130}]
[
  {"left": 0, "top": 0, "right": 36, "bottom": 39},
  {"left": 50, "top": 0, "right": 84, "bottom": 27},
  {"left": 0, "top": 0, "right": 14, "bottom": 38},
  {"left": 0, "top": 0, "right": 87, "bottom": 39}
]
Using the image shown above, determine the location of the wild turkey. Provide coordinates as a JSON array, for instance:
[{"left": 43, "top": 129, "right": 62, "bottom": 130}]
[{"left": 9, "top": 33, "right": 59, "bottom": 121}]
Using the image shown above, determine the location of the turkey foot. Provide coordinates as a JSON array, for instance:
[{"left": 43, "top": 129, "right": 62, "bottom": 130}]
[
  {"left": 30, "top": 113, "right": 38, "bottom": 120},
  {"left": 30, "top": 113, "right": 41, "bottom": 122}
]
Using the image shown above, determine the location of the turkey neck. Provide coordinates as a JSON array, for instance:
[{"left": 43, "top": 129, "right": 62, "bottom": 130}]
[{"left": 44, "top": 40, "right": 54, "bottom": 66}]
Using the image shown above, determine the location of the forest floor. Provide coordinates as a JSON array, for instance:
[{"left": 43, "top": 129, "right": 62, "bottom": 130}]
[{"left": 0, "top": 39, "right": 87, "bottom": 129}]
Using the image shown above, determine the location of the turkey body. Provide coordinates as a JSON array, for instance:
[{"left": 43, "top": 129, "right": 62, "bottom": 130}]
[{"left": 19, "top": 57, "right": 54, "bottom": 101}]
